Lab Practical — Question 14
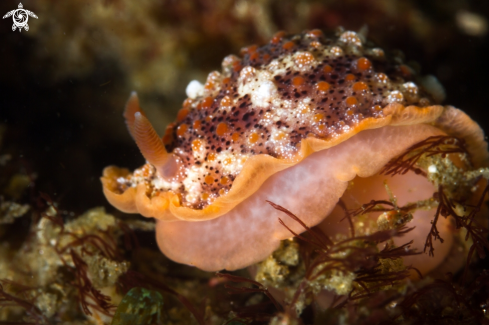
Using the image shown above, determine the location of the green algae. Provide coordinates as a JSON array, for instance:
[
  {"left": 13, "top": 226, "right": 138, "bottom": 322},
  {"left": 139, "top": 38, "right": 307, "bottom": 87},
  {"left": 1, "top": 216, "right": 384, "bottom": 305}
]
[{"left": 111, "top": 287, "right": 164, "bottom": 325}]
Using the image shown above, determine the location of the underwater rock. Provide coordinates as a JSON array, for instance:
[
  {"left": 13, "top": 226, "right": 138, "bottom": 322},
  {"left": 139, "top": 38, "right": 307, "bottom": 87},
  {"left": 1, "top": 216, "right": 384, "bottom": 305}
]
[
  {"left": 0, "top": 201, "right": 29, "bottom": 225},
  {"left": 0, "top": 205, "right": 149, "bottom": 323}
]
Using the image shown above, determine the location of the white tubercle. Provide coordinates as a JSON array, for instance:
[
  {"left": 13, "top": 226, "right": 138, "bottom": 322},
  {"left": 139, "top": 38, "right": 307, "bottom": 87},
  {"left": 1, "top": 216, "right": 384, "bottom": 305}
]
[
  {"left": 186, "top": 80, "right": 205, "bottom": 99},
  {"left": 253, "top": 80, "right": 277, "bottom": 108},
  {"left": 238, "top": 70, "right": 277, "bottom": 109}
]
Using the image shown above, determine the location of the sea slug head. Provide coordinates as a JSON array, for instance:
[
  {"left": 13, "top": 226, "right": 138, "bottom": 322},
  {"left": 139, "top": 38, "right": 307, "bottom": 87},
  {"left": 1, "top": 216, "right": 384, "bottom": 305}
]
[{"left": 102, "top": 29, "right": 488, "bottom": 273}]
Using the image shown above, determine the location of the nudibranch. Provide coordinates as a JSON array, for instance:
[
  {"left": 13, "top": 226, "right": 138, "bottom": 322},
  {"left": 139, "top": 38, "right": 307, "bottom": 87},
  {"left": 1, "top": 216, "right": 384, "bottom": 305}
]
[{"left": 102, "top": 29, "right": 488, "bottom": 273}]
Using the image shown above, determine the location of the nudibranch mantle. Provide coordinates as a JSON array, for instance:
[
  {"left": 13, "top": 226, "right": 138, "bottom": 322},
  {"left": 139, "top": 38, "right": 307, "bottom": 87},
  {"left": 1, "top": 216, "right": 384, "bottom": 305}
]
[{"left": 102, "top": 29, "right": 488, "bottom": 272}]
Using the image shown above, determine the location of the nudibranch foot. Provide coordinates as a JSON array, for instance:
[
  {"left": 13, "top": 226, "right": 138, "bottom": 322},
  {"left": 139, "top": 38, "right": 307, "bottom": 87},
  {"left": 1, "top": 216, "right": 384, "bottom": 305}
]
[
  {"left": 155, "top": 123, "right": 471, "bottom": 272},
  {"left": 102, "top": 29, "right": 488, "bottom": 273}
]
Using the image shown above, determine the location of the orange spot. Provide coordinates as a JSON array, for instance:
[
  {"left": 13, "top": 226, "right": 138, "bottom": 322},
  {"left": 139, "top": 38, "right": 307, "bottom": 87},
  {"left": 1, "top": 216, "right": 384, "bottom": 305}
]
[
  {"left": 295, "top": 52, "right": 314, "bottom": 66},
  {"left": 345, "top": 96, "right": 358, "bottom": 107},
  {"left": 316, "top": 81, "right": 331, "bottom": 92},
  {"left": 201, "top": 192, "right": 209, "bottom": 200},
  {"left": 313, "top": 113, "right": 324, "bottom": 123},
  {"left": 205, "top": 72, "right": 221, "bottom": 87},
  {"left": 357, "top": 57, "right": 372, "bottom": 71},
  {"left": 271, "top": 31, "right": 286, "bottom": 44},
  {"left": 323, "top": 65, "right": 333, "bottom": 74},
  {"left": 183, "top": 98, "right": 193, "bottom": 108},
  {"left": 249, "top": 52, "right": 259, "bottom": 61},
  {"left": 141, "top": 164, "right": 151, "bottom": 178},
  {"left": 345, "top": 74, "right": 356, "bottom": 81},
  {"left": 389, "top": 91, "right": 404, "bottom": 102},
  {"left": 201, "top": 97, "right": 214, "bottom": 110},
  {"left": 162, "top": 125, "right": 174, "bottom": 144},
  {"left": 273, "top": 132, "right": 285, "bottom": 140},
  {"left": 205, "top": 175, "right": 214, "bottom": 185},
  {"left": 248, "top": 45, "right": 258, "bottom": 53},
  {"left": 249, "top": 132, "right": 259, "bottom": 144},
  {"left": 223, "top": 158, "right": 232, "bottom": 165},
  {"left": 282, "top": 41, "right": 295, "bottom": 50},
  {"left": 177, "top": 124, "right": 188, "bottom": 136},
  {"left": 205, "top": 116, "right": 212, "bottom": 122},
  {"left": 219, "top": 188, "right": 226, "bottom": 196},
  {"left": 309, "top": 41, "right": 321, "bottom": 49},
  {"left": 220, "top": 96, "right": 232, "bottom": 107},
  {"left": 241, "top": 44, "right": 258, "bottom": 55},
  {"left": 220, "top": 176, "right": 229, "bottom": 185},
  {"left": 292, "top": 76, "right": 305, "bottom": 86},
  {"left": 263, "top": 53, "right": 270, "bottom": 61},
  {"left": 216, "top": 122, "right": 229, "bottom": 136},
  {"left": 233, "top": 61, "right": 242, "bottom": 72},
  {"left": 207, "top": 153, "right": 216, "bottom": 162},
  {"left": 177, "top": 108, "right": 189, "bottom": 122},
  {"left": 352, "top": 81, "right": 368, "bottom": 91},
  {"left": 193, "top": 120, "right": 201, "bottom": 129},
  {"left": 222, "top": 77, "right": 231, "bottom": 85},
  {"left": 232, "top": 132, "right": 240, "bottom": 142},
  {"left": 374, "top": 105, "right": 382, "bottom": 111},
  {"left": 347, "top": 110, "right": 354, "bottom": 116},
  {"left": 307, "top": 29, "right": 323, "bottom": 38},
  {"left": 192, "top": 139, "right": 203, "bottom": 151},
  {"left": 204, "top": 81, "right": 215, "bottom": 90},
  {"left": 318, "top": 124, "right": 326, "bottom": 130},
  {"left": 400, "top": 64, "right": 412, "bottom": 77}
]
